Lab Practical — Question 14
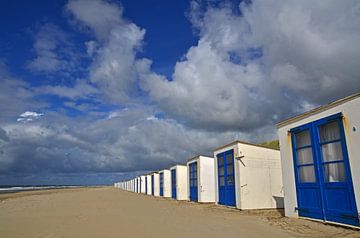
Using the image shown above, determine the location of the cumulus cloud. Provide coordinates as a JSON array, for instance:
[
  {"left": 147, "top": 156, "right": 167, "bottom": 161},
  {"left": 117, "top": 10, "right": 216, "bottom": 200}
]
[
  {"left": 66, "top": 0, "right": 146, "bottom": 103},
  {"left": 139, "top": 0, "right": 360, "bottom": 131},
  {"left": 26, "top": 23, "right": 81, "bottom": 76}
]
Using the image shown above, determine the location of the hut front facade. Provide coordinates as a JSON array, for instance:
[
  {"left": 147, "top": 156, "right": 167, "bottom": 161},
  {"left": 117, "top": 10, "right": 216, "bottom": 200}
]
[
  {"left": 186, "top": 156, "right": 215, "bottom": 203},
  {"left": 214, "top": 141, "right": 284, "bottom": 210},
  {"left": 170, "top": 165, "right": 188, "bottom": 200},
  {"left": 159, "top": 169, "right": 172, "bottom": 198},
  {"left": 151, "top": 173, "right": 160, "bottom": 196},
  {"left": 146, "top": 175, "right": 152, "bottom": 195},
  {"left": 277, "top": 93, "right": 360, "bottom": 227},
  {"left": 140, "top": 175, "right": 146, "bottom": 194}
]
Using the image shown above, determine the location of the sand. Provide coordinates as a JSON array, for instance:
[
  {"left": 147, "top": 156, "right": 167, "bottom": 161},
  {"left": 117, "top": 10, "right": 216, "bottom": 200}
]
[{"left": 0, "top": 187, "right": 359, "bottom": 238}]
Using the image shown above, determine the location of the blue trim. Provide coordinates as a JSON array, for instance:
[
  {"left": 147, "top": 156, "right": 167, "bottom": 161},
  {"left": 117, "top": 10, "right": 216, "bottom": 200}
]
[{"left": 291, "top": 112, "right": 359, "bottom": 226}]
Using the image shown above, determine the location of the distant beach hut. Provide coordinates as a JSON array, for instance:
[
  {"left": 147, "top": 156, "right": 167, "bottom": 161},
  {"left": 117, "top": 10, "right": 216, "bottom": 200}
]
[
  {"left": 146, "top": 174, "right": 152, "bottom": 195},
  {"left": 214, "top": 140, "right": 283, "bottom": 209},
  {"left": 186, "top": 156, "right": 216, "bottom": 203},
  {"left": 277, "top": 93, "right": 360, "bottom": 227},
  {"left": 159, "top": 169, "right": 171, "bottom": 198},
  {"left": 170, "top": 165, "right": 188, "bottom": 200},
  {"left": 151, "top": 172, "right": 160, "bottom": 196},
  {"left": 140, "top": 175, "right": 146, "bottom": 194}
]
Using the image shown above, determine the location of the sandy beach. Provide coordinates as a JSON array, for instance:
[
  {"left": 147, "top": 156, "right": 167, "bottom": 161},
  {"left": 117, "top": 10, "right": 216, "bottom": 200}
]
[{"left": 0, "top": 187, "right": 358, "bottom": 238}]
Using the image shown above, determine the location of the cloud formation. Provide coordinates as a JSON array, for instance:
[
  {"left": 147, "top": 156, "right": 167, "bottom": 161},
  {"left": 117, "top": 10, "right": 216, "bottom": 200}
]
[
  {"left": 1, "top": 0, "right": 360, "bottom": 185},
  {"left": 67, "top": 0, "right": 146, "bottom": 103}
]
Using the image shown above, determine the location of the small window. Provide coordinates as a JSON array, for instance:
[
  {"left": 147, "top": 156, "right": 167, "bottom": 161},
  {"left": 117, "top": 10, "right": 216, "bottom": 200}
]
[
  {"left": 218, "top": 157, "right": 224, "bottom": 166},
  {"left": 324, "top": 162, "right": 346, "bottom": 182},
  {"left": 227, "top": 164, "right": 234, "bottom": 175},
  {"left": 227, "top": 175, "right": 234, "bottom": 185},
  {"left": 295, "top": 130, "right": 311, "bottom": 147},
  {"left": 219, "top": 167, "right": 224, "bottom": 175},
  {"left": 319, "top": 121, "right": 340, "bottom": 143},
  {"left": 226, "top": 153, "right": 233, "bottom": 164},
  {"left": 296, "top": 147, "right": 314, "bottom": 165},
  {"left": 298, "top": 165, "right": 316, "bottom": 183},
  {"left": 321, "top": 142, "right": 343, "bottom": 162},
  {"left": 219, "top": 177, "right": 225, "bottom": 186}
]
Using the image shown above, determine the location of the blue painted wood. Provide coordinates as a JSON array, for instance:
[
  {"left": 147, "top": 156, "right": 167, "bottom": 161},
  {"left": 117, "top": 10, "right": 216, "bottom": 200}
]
[
  {"left": 291, "top": 113, "right": 359, "bottom": 226},
  {"left": 159, "top": 172, "right": 164, "bottom": 196},
  {"left": 151, "top": 175, "right": 154, "bottom": 195},
  {"left": 145, "top": 177, "right": 148, "bottom": 194},
  {"left": 217, "top": 149, "right": 236, "bottom": 206},
  {"left": 171, "top": 169, "right": 176, "bottom": 199},
  {"left": 189, "top": 162, "right": 198, "bottom": 202}
]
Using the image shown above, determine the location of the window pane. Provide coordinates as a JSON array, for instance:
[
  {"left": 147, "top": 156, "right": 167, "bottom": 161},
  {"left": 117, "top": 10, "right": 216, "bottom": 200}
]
[
  {"left": 296, "top": 147, "right": 313, "bottom": 165},
  {"left": 324, "top": 162, "right": 346, "bottom": 182},
  {"left": 227, "top": 175, "right": 234, "bottom": 185},
  {"left": 219, "top": 177, "right": 225, "bottom": 186},
  {"left": 296, "top": 130, "right": 311, "bottom": 147},
  {"left": 226, "top": 153, "right": 233, "bottom": 164},
  {"left": 218, "top": 157, "right": 224, "bottom": 166},
  {"left": 227, "top": 165, "right": 234, "bottom": 175},
  {"left": 321, "top": 142, "right": 343, "bottom": 162},
  {"left": 219, "top": 167, "right": 224, "bottom": 175},
  {"left": 320, "top": 121, "right": 340, "bottom": 143},
  {"left": 298, "top": 165, "right": 316, "bottom": 183}
]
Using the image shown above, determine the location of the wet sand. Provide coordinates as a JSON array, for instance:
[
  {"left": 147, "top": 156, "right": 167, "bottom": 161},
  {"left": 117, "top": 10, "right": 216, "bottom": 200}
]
[{"left": 0, "top": 187, "right": 358, "bottom": 238}]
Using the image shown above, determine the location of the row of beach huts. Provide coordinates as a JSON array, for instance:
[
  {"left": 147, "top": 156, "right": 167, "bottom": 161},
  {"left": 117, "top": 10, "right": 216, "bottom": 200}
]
[{"left": 114, "top": 93, "right": 360, "bottom": 228}]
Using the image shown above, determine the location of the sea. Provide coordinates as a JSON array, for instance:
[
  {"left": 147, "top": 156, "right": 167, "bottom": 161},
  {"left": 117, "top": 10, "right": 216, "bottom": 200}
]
[{"left": 0, "top": 185, "right": 85, "bottom": 194}]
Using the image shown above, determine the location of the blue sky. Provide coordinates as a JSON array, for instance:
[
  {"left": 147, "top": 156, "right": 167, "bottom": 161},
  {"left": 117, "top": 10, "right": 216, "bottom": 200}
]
[{"left": 0, "top": 0, "right": 359, "bottom": 185}]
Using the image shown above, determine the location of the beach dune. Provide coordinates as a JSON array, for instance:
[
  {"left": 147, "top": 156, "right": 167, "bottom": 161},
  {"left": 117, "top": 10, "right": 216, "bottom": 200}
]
[{"left": 0, "top": 187, "right": 358, "bottom": 238}]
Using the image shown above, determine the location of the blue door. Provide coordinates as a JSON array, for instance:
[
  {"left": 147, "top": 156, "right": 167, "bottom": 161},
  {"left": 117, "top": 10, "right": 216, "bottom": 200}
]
[
  {"left": 217, "top": 150, "right": 236, "bottom": 206},
  {"left": 291, "top": 113, "right": 359, "bottom": 226},
  {"left": 189, "top": 162, "right": 198, "bottom": 202},
  {"left": 159, "top": 172, "right": 164, "bottom": 196},
  {"left": 145, "top": 177, "right": 148, "bottom": 194},
  {"left": 139, "top": 178, "right": 142, "bottom": 193},
  {"left": 151, "top": 175, "right": 154, "bottom": 195},
  {"left": 171, "top": 169, "right": 177, "bottom": 199}
]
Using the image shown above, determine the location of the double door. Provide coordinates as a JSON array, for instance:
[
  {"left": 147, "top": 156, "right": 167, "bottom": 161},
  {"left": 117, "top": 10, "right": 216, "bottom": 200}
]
[{"left": 291, "top": 113, "right": 358, "bottom": 226}]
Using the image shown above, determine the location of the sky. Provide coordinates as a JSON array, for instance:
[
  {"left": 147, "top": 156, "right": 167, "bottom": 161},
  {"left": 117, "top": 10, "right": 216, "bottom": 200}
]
[{"left": 0, "top": 0, "right": 360, "bottom": 185}]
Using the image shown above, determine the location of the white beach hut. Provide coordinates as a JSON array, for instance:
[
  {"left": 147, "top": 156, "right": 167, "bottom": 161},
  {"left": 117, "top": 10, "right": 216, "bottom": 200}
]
[
  {"left": 277, "top": 93, "right": 360, "bottom": 227},
  {"left": 214, "top": 140, "right": 283, "bottom": 210},
  {"left": 159, "top": 169, "right": 171, "bottom": 198},
  {"left": 145, "top": 174, "right": 152, "bottom": 195},
  {"left": 170, "top": 165, "right": 188, "bottom": 200},
  {"left": 151, "top": 172, "right": 160, "bottom": 196},
  {"left": 186, "top": 156, "right": 215, "bottom": 203},
  {"left": 140, "top": 175, "right": 146, "bottom": 194}
]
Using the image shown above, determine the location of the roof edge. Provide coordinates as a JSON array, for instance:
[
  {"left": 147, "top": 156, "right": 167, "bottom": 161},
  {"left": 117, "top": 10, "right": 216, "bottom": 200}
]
[{"left": 276, "top": 92, "right": 360, "bottom": 128}]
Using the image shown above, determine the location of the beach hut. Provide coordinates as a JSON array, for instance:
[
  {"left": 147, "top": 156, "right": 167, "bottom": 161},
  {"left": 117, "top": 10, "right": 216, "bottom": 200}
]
[
  {"left": 146, "top": 174, "right": 152, "bottom": 195},
  {"left": 151, "top": 172, "right": 160, "bottom": 196},
  {"left": 170, "top": 165, "right": 188, "bottom": 200},
  {"left": 214, "top": 140, "right": 283, "bottom": 209},
  {"left": 140, "top": 175, "right": 146, "bottom": 194},
  {"left": 186, "top": 156, "right": 215, "bottom": 203},
  {"left": 159, "top": 169, "right": 171, "bottom": 198},
  {"left": 277, "top": 93, "right": 360, "bottom": 227}
]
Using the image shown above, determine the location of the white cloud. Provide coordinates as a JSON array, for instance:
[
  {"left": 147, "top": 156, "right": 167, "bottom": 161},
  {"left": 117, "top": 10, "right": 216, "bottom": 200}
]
[
  {"left": 139, "top": 0, "right": 360, "bottom": 131},
  {"left": 67, "top": 0, "right": 145, "bottom": 103},
  {"left": 26, "top": 23, "right": 80, "bottom": 75}
]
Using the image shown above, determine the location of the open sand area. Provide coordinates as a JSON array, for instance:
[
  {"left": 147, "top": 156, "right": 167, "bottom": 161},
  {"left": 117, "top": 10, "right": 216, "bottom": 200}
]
[{"left": 0, "top": 187, "right": 359, "bottom": 238}]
